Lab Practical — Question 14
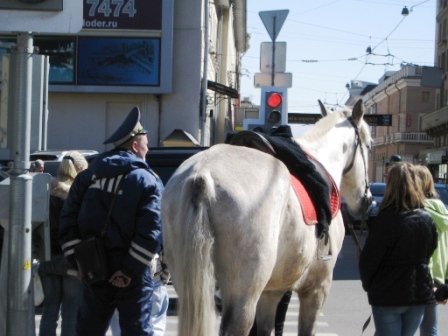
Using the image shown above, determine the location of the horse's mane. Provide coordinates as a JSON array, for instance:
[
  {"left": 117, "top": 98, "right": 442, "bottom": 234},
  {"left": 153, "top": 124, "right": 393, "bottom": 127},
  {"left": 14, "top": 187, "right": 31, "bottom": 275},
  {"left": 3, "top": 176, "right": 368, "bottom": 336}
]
[
  {"left": 299, "top": 108, "right": 349, "bottom": 143},
  {"left": 297, "top": 106, "right": 371, "bottom": 145}
]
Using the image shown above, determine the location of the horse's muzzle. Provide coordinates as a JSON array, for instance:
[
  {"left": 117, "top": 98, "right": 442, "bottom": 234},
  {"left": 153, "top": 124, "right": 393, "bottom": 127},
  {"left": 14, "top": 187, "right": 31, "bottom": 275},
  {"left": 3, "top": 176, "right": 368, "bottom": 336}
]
[{"left": 361, "top": 195, "right": 373, "bottom": 218}]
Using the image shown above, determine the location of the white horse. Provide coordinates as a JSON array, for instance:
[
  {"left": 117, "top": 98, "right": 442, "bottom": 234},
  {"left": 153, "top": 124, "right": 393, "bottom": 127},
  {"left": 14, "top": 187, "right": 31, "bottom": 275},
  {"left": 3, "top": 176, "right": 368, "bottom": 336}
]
[{"left": 161, "top": 99, "right": 372, "bottom": 336}]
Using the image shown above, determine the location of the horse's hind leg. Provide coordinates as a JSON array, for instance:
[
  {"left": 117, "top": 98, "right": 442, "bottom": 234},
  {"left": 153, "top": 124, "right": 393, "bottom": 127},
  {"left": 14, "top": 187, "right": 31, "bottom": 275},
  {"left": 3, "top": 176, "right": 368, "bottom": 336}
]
[
  {"left": 253, "top": 291, "right": 286, "bottom": 336},
  {"left": 219, "top": 295, "right": 258, "bottom": 336},
  {"left": 297, "top": 277, "right": 332, "bottom": 336}
]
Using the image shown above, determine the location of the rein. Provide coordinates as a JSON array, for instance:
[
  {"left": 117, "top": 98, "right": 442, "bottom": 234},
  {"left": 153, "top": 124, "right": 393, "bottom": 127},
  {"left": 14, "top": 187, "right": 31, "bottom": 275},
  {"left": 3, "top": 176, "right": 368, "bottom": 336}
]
[
  {"left": 343, "top": 116, "right": 370, "bottom": 213},
  {"left": 344, "top": 116, "right": 373, "bottom": 336},
  {"left": 343, "top": 116, "right": 370, "bottom": 256}
]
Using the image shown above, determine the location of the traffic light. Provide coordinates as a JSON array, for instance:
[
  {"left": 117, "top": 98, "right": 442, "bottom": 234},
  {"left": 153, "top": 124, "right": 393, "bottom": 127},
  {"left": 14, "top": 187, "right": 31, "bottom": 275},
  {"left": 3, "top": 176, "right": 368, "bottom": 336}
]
[
  {"left": 241, "top": 87, "right": 287, "bottom": 133},
  {"left": 263, "top": 88, "right": 287, "bottom": 133},
  {"left": 0, "top": 0, "right": 63, "bottom": 11}
]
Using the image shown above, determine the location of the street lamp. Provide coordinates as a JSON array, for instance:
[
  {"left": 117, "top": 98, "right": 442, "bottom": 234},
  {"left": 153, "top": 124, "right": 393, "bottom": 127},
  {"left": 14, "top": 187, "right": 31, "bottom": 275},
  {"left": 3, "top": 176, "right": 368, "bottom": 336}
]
[{"left": 401, "top": 6, "right": 410, "bottom": 16}]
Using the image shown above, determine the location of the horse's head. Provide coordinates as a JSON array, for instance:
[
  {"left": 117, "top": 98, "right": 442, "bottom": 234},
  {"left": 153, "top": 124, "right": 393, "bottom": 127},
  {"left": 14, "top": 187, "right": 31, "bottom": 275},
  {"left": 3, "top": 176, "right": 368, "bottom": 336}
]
[
  {"left": 339, "top": 99, "right": 372, "bottom": 218},
  {"left": 298, "top": 99, "right": 372, "bottom": 218}
]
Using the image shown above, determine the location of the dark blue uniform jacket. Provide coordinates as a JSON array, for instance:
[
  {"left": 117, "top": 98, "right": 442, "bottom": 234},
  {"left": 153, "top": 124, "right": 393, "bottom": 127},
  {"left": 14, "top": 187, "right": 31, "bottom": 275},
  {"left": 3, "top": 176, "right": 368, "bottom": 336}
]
[{"left": 59, "top": 149, "right": 164, "bottom": 278}]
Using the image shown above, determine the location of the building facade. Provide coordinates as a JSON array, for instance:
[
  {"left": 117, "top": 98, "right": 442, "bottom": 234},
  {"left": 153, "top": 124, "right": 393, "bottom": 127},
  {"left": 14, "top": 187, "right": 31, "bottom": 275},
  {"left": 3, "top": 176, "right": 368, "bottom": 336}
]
[
  {"left": 347, "top": 66, "right": 436, "bottom": 183},
  {"left": 0, "top": 0, "right": 247, "bottom": 158},
  {"left": 421, "top": 0, "right": 448, "bottom": 183}
]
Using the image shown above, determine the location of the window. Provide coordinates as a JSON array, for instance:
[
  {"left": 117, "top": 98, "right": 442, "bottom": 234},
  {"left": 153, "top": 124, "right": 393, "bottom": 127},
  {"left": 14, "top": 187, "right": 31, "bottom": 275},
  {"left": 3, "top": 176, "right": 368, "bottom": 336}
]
[
  {"left": 442, "top": 52, "right": 446, "bottom": 72},
  {"left": 0, "top": 37, "right": 15, "bottom": 80},
  {"left": 34, "top": 36, "right": 76, "bottom": 84},
  {"left": 444, "top": 18, "right": 447, "bottom": 39},
  {"left": 422, "top": 91, "right": 431, "bottom": 103}
]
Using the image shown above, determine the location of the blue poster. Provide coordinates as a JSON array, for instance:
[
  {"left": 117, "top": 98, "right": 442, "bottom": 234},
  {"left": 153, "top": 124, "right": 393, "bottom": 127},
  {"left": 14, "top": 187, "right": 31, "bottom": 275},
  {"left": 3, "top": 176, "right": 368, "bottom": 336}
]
[{"left": 77, "top": 37, "right": 161, "bottom": 86}]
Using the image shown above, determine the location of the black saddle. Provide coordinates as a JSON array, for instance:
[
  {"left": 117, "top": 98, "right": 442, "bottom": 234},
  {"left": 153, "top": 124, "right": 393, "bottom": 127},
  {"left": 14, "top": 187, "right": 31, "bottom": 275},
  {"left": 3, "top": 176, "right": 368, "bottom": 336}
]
[{"left": 227, "top": 127, "right": 331, "bottom": 240}]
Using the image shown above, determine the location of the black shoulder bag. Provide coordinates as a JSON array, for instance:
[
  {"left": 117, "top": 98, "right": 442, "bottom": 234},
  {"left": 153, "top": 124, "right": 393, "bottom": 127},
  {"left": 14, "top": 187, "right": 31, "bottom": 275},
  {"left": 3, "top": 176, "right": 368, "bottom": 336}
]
[{"left": 74, "top": 176, "right": 126, "bottom": 284}]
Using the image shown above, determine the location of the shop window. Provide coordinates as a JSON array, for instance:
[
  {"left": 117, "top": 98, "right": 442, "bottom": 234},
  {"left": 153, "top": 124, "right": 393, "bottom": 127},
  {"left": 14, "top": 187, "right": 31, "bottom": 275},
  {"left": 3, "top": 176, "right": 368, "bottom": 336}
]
[
  {"left": 0, "top": 35, "right": 161, "bottom": 87},
  {"left": 437, "top": 164, "right": 447, "bottom": 183},
  {"left": 34, "top": 36, "right": 76, "bottom": 84}
]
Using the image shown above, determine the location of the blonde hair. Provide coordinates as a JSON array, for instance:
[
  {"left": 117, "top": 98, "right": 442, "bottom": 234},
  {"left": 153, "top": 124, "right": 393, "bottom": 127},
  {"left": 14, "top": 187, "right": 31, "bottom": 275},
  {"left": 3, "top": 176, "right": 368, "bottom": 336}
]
[
  {"left": 379, "top": 162, "right": 425, "bottom": 213},
  {"left": 415, "top": 165, "right": 438, "bottom": 199},
  {"left": 57, "top": 151, "right": 88, "bottom": 184}
]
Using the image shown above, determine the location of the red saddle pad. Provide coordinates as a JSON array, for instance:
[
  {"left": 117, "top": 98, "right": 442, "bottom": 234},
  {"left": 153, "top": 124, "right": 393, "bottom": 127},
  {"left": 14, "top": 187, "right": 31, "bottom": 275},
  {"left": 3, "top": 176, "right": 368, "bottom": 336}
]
[{"left": 290, "top": 174, "right": 341, "bottom": 226}]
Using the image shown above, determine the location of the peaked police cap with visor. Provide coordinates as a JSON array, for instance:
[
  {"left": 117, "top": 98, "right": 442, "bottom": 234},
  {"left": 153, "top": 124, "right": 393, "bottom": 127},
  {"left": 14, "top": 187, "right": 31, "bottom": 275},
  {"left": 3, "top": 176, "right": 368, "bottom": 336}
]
[{"left": 103, "top": 106, "right": 148, "bottom": 148}]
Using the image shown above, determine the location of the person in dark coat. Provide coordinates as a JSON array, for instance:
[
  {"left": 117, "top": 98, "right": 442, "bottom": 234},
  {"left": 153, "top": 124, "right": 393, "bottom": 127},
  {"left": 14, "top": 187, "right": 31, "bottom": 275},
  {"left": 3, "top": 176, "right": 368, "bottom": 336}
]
[
  {"left": 59, "top": 107, "right": 164, "bottom": 336},
  {"left": 38, "top": 151, "right": 88, "bottom": 336},
  {"left": 359, "top": 162, "right": 438, "bottom": 336}
]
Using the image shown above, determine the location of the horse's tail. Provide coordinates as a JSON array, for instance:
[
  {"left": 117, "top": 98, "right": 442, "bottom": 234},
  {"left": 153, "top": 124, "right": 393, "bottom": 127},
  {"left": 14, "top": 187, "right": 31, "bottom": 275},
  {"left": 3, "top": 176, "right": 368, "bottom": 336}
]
[{"left": 176, "top": 173, "right": 216, "bottom": 336}]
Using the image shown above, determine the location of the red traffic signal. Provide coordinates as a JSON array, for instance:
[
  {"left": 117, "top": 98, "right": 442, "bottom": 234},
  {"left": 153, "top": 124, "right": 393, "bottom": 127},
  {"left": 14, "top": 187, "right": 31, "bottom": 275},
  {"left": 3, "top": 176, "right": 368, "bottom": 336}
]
[
  {"left": 263, "top": 91, "right": 284, "bottom": 133},
  {"left": 266, "top": 92, "right": 282, "bottom": 108}
]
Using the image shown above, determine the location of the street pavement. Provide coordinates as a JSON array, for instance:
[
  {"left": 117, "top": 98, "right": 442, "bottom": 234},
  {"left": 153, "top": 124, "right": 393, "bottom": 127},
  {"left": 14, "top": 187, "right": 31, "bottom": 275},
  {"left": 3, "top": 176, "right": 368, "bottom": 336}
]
[{"left": 35, "top": 231, "right": 448, "bottom": 335}]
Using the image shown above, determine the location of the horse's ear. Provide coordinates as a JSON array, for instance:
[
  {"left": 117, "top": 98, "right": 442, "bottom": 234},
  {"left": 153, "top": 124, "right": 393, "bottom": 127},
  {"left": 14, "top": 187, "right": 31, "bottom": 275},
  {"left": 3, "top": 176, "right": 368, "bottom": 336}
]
[
  {"left": 351, "top": 99, "right": 364, "bottom": 124},
  {"left": 318, "top": 100, "right": 328, "bottom": 116}
]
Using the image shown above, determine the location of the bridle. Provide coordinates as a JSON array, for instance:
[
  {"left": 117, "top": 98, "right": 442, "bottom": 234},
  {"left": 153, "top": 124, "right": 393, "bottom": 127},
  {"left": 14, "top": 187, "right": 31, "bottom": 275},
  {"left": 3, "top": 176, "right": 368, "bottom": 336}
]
[{"left": 343, "top": 116, "right": 370, "bottom": 214}]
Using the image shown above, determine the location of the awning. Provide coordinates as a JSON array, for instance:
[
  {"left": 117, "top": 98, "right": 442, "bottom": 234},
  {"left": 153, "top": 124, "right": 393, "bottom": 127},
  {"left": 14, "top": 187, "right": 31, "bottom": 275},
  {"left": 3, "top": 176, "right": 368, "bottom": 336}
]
[
  {"left": 207, "top": 80, "right": 239, "bottom": 99},
  {"left": 161, "top": 129, "right": 200, "bottom": 147}
]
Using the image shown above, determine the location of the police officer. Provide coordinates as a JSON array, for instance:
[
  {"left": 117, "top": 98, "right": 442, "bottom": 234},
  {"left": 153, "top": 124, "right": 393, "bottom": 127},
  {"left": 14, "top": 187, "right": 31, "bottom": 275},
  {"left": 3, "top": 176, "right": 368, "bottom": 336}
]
[
  {"left": 383, "top": 154, "right": 402, "bottom": 179},
  {"left": 389, "top": 154, "right": 402, "bottom": 165},
  {"left": 59, "top": 107, "right": 163, "bottom": 336}
]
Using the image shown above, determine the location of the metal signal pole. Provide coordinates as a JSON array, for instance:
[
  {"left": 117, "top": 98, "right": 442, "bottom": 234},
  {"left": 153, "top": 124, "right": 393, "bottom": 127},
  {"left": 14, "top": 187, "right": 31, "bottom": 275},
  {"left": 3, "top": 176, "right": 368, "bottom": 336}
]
[
  {"left": 271, "top": 16, "right": 276, "bottom": 86},
  {"left": 6, "top": 32, "right": 34, "bottom": 336}
]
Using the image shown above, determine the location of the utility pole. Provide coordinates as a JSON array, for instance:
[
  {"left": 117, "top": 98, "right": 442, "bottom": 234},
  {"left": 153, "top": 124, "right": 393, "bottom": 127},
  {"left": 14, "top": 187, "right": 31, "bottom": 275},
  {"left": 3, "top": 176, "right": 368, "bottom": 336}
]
[
  {"left": 200, "top": 0, "right": 210, "bottom": 145},
  {"left": 271, "top": 16, "right": 276, "bottom": 86}
]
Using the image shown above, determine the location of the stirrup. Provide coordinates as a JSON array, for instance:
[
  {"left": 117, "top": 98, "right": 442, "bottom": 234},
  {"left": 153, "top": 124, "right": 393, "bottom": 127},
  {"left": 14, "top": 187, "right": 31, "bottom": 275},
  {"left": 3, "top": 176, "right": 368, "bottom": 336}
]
[
  {"left": 316, "top": 236, "right": 332, "bottom": 261},
  {"left": 319, "top": 255, "right": 332, "bottom": 261}
]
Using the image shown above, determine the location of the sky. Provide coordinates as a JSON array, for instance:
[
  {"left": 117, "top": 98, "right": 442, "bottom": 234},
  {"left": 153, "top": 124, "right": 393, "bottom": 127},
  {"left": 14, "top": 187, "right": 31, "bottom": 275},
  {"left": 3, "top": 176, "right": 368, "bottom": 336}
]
[{"left": 240, "top": 0, "right": 436, "bottom": 134}]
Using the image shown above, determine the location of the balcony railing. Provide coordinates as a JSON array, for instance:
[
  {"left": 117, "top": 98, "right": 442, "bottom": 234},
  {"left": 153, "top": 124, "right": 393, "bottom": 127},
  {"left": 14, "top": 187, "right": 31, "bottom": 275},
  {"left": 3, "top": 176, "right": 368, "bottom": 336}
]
[{"left": 373, "top": 132, "right": 434, "bottom": 146}]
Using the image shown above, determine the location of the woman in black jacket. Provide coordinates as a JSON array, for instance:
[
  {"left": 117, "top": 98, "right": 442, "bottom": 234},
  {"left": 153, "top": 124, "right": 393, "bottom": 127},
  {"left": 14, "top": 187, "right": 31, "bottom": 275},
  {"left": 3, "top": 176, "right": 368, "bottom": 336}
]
[{"left": 359, "top": 162, "right": 438, "bottom": 336}]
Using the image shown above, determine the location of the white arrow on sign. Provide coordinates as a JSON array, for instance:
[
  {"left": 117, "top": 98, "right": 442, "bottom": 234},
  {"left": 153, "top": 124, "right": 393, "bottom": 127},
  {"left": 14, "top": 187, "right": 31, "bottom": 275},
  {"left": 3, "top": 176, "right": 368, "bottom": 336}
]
[{"left": 259, "top": 10, "right": 289, "bottom": 42}]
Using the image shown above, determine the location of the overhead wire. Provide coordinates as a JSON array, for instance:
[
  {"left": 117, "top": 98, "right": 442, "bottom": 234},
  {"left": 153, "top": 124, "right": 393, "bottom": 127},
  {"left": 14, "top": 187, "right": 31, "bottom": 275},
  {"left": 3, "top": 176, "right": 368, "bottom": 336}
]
[
  {"left": 242, "top": 1, "right": 434, "bottom": 110},
  {"left": 282, "top": 4, "right": 418, "bottom": 106}
]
